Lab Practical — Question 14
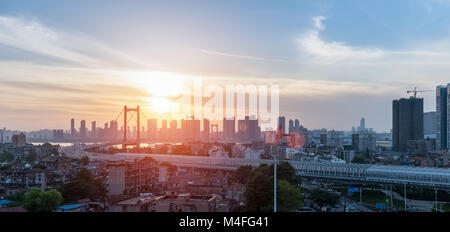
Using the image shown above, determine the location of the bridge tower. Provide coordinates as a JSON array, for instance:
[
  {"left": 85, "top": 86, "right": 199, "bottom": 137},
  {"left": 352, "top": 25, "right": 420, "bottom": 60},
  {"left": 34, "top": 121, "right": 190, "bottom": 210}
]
[
  {"left": 123, "top": 105, "right": 140, "bottom": 151},
  {"left": 210, "top": 124, "right": 219, "bottom": 140}
]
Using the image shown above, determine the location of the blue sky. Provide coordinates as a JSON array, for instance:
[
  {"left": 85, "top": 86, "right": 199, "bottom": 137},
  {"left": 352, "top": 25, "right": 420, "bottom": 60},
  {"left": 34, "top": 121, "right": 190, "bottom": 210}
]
[{"left": 0, "top": 0, "right": 449, "bottom": 131}]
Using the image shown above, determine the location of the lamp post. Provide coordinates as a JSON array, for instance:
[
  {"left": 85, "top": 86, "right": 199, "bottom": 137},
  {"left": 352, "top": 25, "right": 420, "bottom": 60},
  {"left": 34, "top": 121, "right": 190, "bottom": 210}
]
[{"left": 274, "top": 152, "right": 277, "bottom": 212}]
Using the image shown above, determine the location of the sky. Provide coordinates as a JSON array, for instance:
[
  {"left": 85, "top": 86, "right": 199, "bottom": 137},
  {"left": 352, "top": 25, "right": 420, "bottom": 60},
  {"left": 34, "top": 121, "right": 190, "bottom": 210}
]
[{"left": 1, "top": 0, "right": 450, "bottom": 132}]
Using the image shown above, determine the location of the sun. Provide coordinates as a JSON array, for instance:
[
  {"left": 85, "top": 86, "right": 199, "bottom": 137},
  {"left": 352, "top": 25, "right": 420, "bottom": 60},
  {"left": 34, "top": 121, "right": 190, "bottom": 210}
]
[
  {"left": 134, "top": 71, "right": 187, "bottom": 97},
  {"left": 147, "top": 97, "right": 176, "bottom": 113}
]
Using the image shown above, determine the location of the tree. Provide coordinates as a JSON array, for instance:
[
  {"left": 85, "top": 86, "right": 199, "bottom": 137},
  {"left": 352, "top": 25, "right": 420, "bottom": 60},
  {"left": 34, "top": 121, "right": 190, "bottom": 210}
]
[
  {"left": 244, "top": 164, "right": 274, "bottom": 212},
  {"left": 80, "top": 156, "right": 90, "bottom": 166},
  {"left": 0, "top": 152, "right": 14, "bottom": 161},
  {"left": 277, "top": 162, "right": 302, "bottom": 186},
  {"left": 6, "top": 190, "right": 26, "bottom": 206},
  {"left": 243, "top": 163, "right": 303, "bottom": 212},
  {"left": 23, "top": 188, "right": 63, "bottom": 212},
  {"left": 60, "top": 168, "right": 105, "bottom": 203},
  {"left": 351, "top": 155, "right": 367, "bottom": 164},
  {"left": 277, "top": 180, "right": 303, "bottom": 212},
  {"left": 230, "top": 165, "right": 253, "bottom": 184},
  {"left": 309, "top": 188, "right": 339, "bottom": 207}
]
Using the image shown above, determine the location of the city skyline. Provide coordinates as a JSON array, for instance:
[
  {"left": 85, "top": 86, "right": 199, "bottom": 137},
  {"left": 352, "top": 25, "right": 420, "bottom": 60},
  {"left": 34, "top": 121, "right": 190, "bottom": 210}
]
[{"left": 2, "top": 0, "right": 450, "bottom": 131}]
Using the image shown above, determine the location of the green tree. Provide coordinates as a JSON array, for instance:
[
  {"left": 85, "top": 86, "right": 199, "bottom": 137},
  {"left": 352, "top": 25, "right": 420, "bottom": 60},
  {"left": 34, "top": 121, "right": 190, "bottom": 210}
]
[
  {"left": 230, "top": 165, "right": 253, "bottom": 184},
  {"left": 60, "top": 168, "right": 105, "bottom": 203},
  {"left": 351, "top": 155, "right": 367, "bottom": 164},
  {"left": 309, "top": 188, "right": 339, "bottom": 207},
  {"left": 6, "top": 190, "right": 26, "bottom": 206},
  {"left": 23, "top": 188, "right": 63, "bottom": 212},
  {"left": 277, "top": 162, "right": 302, "bottom": 186},
  {"left": 243, "top": 163, "right": 303, "bottom": 212},
  {"left": 0, "top": 152, "right": 14, "bottom": 161},
  {"left": 244, "top": 164, "right": 274, "bottom": 212},
  {"left": 277, "top": 180, "right": 303, "bottom": 212}
]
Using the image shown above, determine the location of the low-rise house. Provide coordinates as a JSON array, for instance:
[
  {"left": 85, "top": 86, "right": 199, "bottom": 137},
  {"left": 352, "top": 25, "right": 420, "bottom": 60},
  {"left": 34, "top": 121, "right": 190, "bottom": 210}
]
[
  {"left": 56, "top": 203, "right": 89, "bottom": 212},
  {"left": 0, "top": 168, "right": 46, "bottom": 195},
  {"left": 109, "top": 193, "right": 217, "bottom": 212}
]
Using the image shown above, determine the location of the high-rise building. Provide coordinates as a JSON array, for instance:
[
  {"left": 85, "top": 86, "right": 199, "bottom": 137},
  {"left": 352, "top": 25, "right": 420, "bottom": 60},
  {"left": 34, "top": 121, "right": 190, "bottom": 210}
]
[
  {"left": 278, "top": 116, "right": 286, "bottom": 135},
  {"left": 53, "top": 130, "right": 64, "bottom": 140},
  {"left": 352, "top": 131, "right": 376, "bottom": 152},
  {"left": 424, "top": 112, "right": 437, "bottom": 137},
  {"left": 392, "top": 97, "right": 424, "bottom": 152},
  {"left": 147, "top": 119, "right": 157, "bottom": 139},
  {"left": 436, "top": 84, "right": 450, "bottom": 151},
  {"left": 288, "top": 119, "right": 294, "bottom": 133},
  {"left": 237, "top": 116, "right": 260, "bottom": 142},
  {"left": 180, "top": 117, "right": 200, "bottom": 141},
  {"left": 12, "top": 132, "right": 26, "bottom": 146},
  {"left": 170, "top": 120, "right": 177, "bottom": 139},
  {"left": 360, "top": 117, "right": 366, "bottom": 131},
  {"left": 80, "top": 120, "right": 87, "bottom": 139},
  {"left": 161, "top": 120, "right": 168, "bottom": 139},
  {"left": 70, "top": 119, "right": 76, "bottom": 137},
  {"left": 193, "top": 119, "right": 201, "bottom": 141},
  {"left": 223, "top": 117, "right": 235, "bottom": 140},
  {"left": 203, "top": 119, "right": 210, "bottom": 141},
  {"left": 91, "top": 121, "right": 97, "bottom": 138}
]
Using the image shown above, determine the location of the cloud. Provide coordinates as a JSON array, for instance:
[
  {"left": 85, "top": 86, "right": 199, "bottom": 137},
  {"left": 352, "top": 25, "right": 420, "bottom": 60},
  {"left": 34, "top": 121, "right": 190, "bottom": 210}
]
[
  {"left": 312, "top": 16, "right": 326, "bottom": 31},
  {"left": 298, "top": 16, "right": 385, "bottom": 64},
  {"left": 199, "top": 49, "right": 296, "bottom": 63},
  {"left": 298, "top": 15, "right": 450, "bottom": 66},
  {"left": 0, "top": 15, "right": 146, "bottom": 68}
]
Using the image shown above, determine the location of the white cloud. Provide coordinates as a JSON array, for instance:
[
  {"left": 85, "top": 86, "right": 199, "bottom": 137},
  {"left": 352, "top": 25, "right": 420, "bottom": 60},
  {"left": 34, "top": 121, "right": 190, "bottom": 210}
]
[
  {"left": 199, "top": 49, "right": 295, "bottom": 63},
  {"left": 298, "top": 16, "right": 385, "bottom": 64},
  {"left": 0, "top": 15, "right": 146, "bottom": 68},
  {"left": 312, "top": 16, "right": 326, "bottom": 31},
  {"left": 298, "top": 15, "right": 450, "bottom": 66}
]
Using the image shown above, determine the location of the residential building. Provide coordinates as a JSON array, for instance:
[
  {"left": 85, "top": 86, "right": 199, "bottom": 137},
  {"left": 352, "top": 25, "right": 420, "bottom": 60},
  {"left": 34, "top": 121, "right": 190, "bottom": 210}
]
[{"left": 392, "top": 97, "right": 424, "bottom": 152}]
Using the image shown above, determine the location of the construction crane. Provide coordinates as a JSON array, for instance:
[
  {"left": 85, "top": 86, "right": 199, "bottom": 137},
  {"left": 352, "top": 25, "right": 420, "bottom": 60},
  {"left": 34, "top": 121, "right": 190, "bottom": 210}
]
[{"left": 407, "top": 87, "right": 433, "bottom": 98}]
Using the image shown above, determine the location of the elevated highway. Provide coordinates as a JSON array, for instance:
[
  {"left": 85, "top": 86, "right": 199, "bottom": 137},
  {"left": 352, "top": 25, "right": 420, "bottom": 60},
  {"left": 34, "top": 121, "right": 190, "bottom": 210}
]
[{"left": 85, "top": 153, "right": 450, "bottom": 189}]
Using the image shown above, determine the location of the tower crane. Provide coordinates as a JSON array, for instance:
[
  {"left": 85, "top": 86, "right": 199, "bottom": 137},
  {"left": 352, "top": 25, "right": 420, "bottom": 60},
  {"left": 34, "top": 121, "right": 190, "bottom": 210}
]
[{"left": 407, "top": 87, "right": 433, "bottom": 98}]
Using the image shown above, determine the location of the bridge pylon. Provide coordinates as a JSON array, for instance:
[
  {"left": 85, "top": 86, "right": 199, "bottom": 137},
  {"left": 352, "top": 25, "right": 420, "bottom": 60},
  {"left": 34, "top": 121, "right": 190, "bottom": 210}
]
[{"left": 123, "top": 105, "right": 140, "bottom": 151}]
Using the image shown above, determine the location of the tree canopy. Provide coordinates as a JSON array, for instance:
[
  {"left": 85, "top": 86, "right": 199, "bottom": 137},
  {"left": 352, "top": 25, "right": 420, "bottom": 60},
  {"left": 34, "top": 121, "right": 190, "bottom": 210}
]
[
  {"left": 23, "top": 188, "right": 63, "bottom": 212},
  {"left": 230, "top": 165, "right": 253, "bottom": 184},
  {"left": 309, "top": 188, "right": 339, "bottom": 207},
  {"left": 242, "top": 162, "right": 303, "bottom": 212},
  {"left": 59, "top": 168, "right": 106, "bottom": 203}
]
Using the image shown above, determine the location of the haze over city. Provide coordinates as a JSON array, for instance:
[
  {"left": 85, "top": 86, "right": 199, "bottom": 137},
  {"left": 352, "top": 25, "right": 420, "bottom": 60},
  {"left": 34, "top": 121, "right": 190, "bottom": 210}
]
[{"left": 1, "top": 0, "right": 450, "bottom": 131}]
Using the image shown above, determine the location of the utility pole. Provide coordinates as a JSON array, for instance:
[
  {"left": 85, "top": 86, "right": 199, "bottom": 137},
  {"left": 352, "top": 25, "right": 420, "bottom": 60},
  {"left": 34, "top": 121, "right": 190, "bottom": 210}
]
[
  {"left": 435, "top": 187, "right": 438, "bottom": 213},
  {"left": 359, "top": 187, "right": 362, "bottom": 204},
  {"left": 390, "top": 185, "right": 393, "bottom": 210},
  {"left": 404, "top": 182, "right": 407, "bottom": 211},
  {"left": 274, "top": 153, "right": 277, "bottom": 212}
]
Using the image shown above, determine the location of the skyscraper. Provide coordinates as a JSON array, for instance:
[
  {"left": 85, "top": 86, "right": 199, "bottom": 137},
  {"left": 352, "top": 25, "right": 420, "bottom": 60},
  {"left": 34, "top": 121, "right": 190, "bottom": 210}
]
[
  {"left": 392, "top": 97, "right": 424, "bottom": 152},
  {"left": 170, "top": 120, "right": 177, "bottom": 139},
  {"left": 203, "top": 118, "right": 210, "bottom": 141},
  {"left": 360, "top": 117, "right": 365, "bottom": 131},
  {"left": 436, "top": 84, "right": 450, "bottom": 151},
  {"left": 91, "top": 121, "right": 97, "bottom": 138},
  {"left": 237, "top": 116, "right": 260, "bottom": 142},
  {"left": 288, "top": 119, "right": 294, "bottom": 134},
  {"left": 223, "top": 117, "right": 235, "bottom": 140},
  {"left": 80, "top": 120, "right": 87, "bottom": 139},
  {"left": 423, "top": 112, "right": 437, "bottom": 137},
  {"left": 70, "top": 118, "right": 76, "bottom": 137},
  {"left": 12, "top": 132, "right": 26, "bottom": 147},
  {"left": 147, "top": 119, "right": 157, "bottom": 139},
  {"left": 161, "top": 120, "right": 168, "bottom": 139},
  {"left": 278, "top": 116, "right": 286, "bottom": 135}
]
